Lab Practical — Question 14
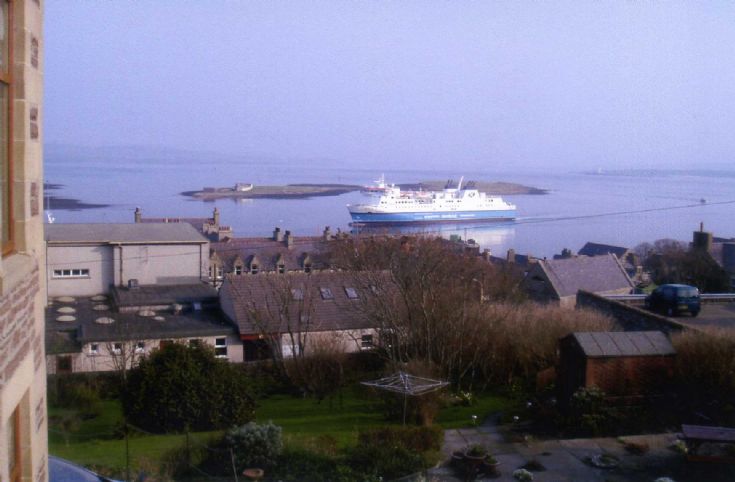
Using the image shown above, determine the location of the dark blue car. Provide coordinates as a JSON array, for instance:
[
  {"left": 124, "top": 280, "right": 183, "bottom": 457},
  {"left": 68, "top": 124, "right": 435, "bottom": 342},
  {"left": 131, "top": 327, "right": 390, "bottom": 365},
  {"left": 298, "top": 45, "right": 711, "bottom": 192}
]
[{"left": 645, "top": 283, "right": 701, "bottom": 317}]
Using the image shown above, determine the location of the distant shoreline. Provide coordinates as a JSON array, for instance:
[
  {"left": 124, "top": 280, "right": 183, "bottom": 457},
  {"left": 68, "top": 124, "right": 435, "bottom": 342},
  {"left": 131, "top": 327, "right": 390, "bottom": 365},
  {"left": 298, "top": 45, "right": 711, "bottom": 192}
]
[
  {"left": 182, "top": 180, "right": 547, "bottom": 200},
  {"left": 44, "top": 183, "right": 111, "bottom": 211}
]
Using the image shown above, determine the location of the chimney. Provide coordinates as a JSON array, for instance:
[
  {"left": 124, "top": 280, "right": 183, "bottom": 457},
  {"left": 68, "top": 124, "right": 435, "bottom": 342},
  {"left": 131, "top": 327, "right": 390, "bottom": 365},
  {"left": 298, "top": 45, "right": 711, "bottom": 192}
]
[
  {"left": 212, "top": 207, "right": 220, "bottom": 227},
  {"left": 273, "top": 227, "right": 283, "bottom": 242},
  {"left": 285, "top": 230, "right": 294, "bottom": 249},
  {"left": 507, "top": 249, "right": 515, "bottom": 263},
  {"left": 323, "top": 226, "right": 332, "bottom": 241},
  {"left": 692, "top": 224, "right": 713, "bottom": 252},
  {"left": 723, "top": 243, "right": 735, "bottom": 272},
  {"left": 561, "top": 248, "right": 572, "bottom": 259},
  {"left": 134, "top": 207, "right": 142, "bottom": 223},
  {"left": 482, "top": 249, "right": 491, "bottom": 261}
]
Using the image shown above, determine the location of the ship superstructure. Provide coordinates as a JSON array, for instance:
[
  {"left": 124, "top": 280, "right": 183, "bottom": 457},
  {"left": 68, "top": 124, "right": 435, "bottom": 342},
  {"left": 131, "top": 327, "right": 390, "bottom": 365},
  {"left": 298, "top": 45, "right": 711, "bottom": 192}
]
[{"left": 348, "top": 177, "right": 516, "bottom": 224}]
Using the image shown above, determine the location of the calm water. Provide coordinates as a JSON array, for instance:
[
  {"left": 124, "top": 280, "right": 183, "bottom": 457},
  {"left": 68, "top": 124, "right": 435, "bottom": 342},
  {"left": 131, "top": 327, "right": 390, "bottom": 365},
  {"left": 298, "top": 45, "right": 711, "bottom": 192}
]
[{"left": 45, "top": 152, "right": 735, "bottom": 259}]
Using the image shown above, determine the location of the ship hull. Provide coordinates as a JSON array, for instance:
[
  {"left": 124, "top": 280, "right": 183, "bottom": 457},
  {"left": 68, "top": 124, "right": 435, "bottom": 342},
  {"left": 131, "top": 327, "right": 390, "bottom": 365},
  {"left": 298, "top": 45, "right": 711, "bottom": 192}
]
[{"left": 349, "top": 209, "right": 516, "bottom": 224}]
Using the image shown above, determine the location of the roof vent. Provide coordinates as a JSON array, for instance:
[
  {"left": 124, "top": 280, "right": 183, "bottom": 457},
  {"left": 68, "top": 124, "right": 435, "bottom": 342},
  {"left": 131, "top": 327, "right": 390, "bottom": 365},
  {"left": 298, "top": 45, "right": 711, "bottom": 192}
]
[
  {"left": 94, "top": 317, "right": 115, "bottom": 325},
  {"left": 57, "top": 306, "right": 76, "bottom": 314},
  {"left": 138, "top": 309, "right": 155, "bottom": 317},
  {"left": 154, "top": 316, "right": 166, "bottom": 322},
  {"left": 56, "top": 296, "right": 76, "bottom": 303},
  {"left": 91, "top": 295, "right": 107, "bottom": 302},
  {"left": 56, "top": 315, "right": 76, "bottom": 322},
  {"left": 128, "top": 279, "right": 140, "bottom": 290},
  {"left": 193, "top": 302, "right": 202, "bottom": 311},
  {"left": 92, "top": 304, "right": 110, "bottom": 311}
]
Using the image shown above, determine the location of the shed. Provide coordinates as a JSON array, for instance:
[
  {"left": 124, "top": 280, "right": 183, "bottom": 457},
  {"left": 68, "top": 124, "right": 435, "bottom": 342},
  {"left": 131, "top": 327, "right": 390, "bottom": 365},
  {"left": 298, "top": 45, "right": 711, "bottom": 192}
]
[{"left": 558, "top": 331, "right": 676, "bottom": 406}]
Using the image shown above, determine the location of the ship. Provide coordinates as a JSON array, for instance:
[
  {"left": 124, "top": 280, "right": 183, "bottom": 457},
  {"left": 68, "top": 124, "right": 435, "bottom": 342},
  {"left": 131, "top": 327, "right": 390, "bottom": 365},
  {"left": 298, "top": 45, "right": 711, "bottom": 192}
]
[{"left": 348, "top": 177, "right": 516, "bottom": 224}]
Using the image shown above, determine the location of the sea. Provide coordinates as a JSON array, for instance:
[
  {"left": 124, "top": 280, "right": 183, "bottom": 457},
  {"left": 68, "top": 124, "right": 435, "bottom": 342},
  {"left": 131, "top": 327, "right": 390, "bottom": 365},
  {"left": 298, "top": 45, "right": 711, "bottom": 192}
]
[{"left": 44, "top": 149, "right": 735, "bottom": 259}]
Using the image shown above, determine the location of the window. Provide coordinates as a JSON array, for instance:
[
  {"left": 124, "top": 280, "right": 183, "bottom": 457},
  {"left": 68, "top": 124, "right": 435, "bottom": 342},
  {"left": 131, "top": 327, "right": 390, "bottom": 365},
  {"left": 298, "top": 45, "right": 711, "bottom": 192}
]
[
  {"left": 215, "top": 337, "right": 227, "bottom": 358},
  {"left": 234, "top": 265, "right": 242, "bottom": 275},
  {"left": 89, "top": 343, "right": 99, "bottom": 355},
  {"left": 135, "top": 342, "right": 145, "bottom": 354},
  {"left": 56, "top": 356, "right": 72, "bottom": 374},
  {"left": 304, "top": 263, "right": 312, "bottom": 274},
  {"left": 8, "top": 405, "right": 21, "bottom": 482},
  {"left": 112, "top": 343, "right": 122, "bottom": 355},
  {"left": 216, "top": 266, "right": 223, "bottom": 279},
  {"left": 291, "top": 288, "right": 303, "bottom": 300},
  {"left": 250, "top": 264, "right": 259, "bottom": 274},
  {"left": 319, "top": 287, "right": 334, "bottom": 300},
  {"left": 361, "top": 334, "right": 374, "bottom": 349},
  {"left": 52, "top": 268, "right": 90, "bottom": 278},
  {"left": 0, "top": 0, "right": 12, "bottom": 256},
  {"left": 278, "top": 264, "right": 285, "bottom": 274},
  {"left": 344, "top": 287, "right": 359, "bottom": 299}
]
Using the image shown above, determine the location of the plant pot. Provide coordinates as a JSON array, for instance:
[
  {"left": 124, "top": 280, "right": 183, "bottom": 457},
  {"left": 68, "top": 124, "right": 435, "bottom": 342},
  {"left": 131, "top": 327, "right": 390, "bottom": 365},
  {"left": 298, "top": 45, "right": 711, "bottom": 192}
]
[
  {"left": 451, "top": 450, "right": 465, "bottom": 467},
  {"left": 482, "top": 459, "right": 501, "bottom": 475}
]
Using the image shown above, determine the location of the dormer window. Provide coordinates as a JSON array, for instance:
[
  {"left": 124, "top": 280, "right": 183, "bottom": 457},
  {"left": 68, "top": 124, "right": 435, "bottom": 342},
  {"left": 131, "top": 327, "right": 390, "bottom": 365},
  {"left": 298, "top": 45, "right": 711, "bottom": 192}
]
[
  {"left": 234, "top": 265, "right": 243, "bottom": 275},
  {"left": 250, "top": 264, "right": 259, "bottom": 275},
  {"left": 278, "top": 263, "right": 285, "bottom": 274},
  {"left": 304, "top": 263, "right": 312, "bottom": 274},
  {"left": 345, "top": 287, "right": 359, "bottom": 299},
  {"left": 320, "top": 287, "right": 334, "bottom": 300}
]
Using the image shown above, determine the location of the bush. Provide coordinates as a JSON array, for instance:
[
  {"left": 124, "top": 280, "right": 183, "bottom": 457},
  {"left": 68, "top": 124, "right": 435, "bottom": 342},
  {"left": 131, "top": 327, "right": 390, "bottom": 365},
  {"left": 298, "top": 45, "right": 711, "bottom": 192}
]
[
  {"left": 566, "top": 386, "right": 619, "bottom": 436},
  {"left": 225, "top": 421, "right": 283, "bottom": 471},
  {"left": 357, "top": 425, "right": 443, "bottom": 453},
  {"left": 270, "top": 448, "right": 365, "bottom": 482},
  {"left": 122, "top": 343, "right": 255, "bottom": 432}
]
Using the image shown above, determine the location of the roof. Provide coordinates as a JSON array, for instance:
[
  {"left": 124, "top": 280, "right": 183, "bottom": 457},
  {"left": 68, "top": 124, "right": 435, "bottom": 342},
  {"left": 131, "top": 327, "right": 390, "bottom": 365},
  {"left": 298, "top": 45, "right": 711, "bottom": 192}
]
[
  {"left": 536, "top": 253, "right": 634, "bottom": 298},
  {"left": 211, "top": 236, "right": 330, "bottom": 272},
  {"left": 220, "top": 271, "right": 393, "bottom": 335},
  {"left": 111, "top": 283, "right": 218, "bottom": 308},
  {"left": 46, "top": 296, "right": 234, "bottom": 348},
  {"left": 45, "top": 223, "right": 208, "bottom": 244},
  {"left": 578, "top": 242, "right": 630, "bottom": 258},
  {"left": 567, "top": 331, "right": 675, "bottom": 357}
]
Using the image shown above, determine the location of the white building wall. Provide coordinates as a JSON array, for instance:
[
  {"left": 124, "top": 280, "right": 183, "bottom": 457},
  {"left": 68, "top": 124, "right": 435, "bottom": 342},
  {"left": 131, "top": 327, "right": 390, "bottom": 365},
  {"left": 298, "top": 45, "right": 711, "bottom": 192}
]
[
  {"left": 47, "top": 245, "right": 113, "bottom": 297},
  {"left": 119, "top": 243, "right": 206, "bottom": 286}
]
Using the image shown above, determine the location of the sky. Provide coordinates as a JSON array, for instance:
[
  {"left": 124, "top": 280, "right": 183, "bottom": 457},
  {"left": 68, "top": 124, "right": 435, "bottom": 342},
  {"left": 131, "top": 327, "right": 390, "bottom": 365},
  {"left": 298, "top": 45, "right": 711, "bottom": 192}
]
[{"left": 44, "top": 1, "right": 735, "bottom": 172}]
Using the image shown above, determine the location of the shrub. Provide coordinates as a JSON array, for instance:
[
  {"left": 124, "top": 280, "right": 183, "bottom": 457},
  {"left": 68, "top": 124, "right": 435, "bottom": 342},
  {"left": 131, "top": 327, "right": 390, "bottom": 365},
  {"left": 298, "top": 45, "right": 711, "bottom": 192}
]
[
  {"left": 270, "top": 448, "right": 364, "bottom": 482},
  {"left": 357, "top": 425, "right": 444, "bottom": 453},
  {"left": 225, "top": 421, "right": 283, "bottom": 471},
  {"left": 566, "top": 386, "right": 619, "bottom": 436},
  {"left": 345, "top": 443, "right": 425, "bottom": 480},
  {"left": 69, "top": 384, "right": 102, "bottom": 419},
  {"left": 122, "top": 343, "right": 255, "bottom": 432}
]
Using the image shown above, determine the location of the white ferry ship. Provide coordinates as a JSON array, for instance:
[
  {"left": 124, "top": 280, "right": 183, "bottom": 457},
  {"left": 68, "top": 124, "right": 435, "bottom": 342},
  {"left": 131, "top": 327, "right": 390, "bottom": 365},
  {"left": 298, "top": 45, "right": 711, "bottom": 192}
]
[{"left": 348, "top": 177, "right": 516, "bottom": 224}]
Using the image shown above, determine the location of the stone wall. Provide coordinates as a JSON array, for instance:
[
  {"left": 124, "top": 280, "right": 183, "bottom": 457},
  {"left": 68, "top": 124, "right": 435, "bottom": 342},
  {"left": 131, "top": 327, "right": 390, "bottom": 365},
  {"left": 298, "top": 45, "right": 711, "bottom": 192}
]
[{"left": 576, "top": 290, "right": 688, "bottom": 333}]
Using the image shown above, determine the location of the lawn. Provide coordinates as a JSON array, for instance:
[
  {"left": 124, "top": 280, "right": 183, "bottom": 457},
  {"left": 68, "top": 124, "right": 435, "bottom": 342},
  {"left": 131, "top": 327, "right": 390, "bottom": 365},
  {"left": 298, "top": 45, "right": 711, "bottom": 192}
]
[{"left": 49, "top": 387, "right": 513, "bottom": 476}]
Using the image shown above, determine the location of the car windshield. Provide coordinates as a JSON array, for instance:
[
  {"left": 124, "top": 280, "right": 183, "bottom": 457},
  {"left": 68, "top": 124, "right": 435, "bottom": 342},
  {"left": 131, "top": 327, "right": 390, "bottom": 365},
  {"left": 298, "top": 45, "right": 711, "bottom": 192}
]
[{"left": 677, "top": 287, "right": 699, "bottom": 298}]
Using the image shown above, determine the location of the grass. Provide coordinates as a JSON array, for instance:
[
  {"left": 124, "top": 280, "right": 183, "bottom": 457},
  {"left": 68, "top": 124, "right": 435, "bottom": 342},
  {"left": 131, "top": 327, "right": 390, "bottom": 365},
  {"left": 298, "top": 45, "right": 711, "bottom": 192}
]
[{"left": 49, "top": 387, "right": 513, "bottom": 475}]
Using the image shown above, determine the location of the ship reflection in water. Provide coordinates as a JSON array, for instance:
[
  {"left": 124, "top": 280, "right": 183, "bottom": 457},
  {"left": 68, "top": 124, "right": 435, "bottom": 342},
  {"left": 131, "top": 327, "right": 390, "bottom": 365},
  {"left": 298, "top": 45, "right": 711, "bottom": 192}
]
[{"left": 350, "top": 221, "right": 515, "bottom": 254}]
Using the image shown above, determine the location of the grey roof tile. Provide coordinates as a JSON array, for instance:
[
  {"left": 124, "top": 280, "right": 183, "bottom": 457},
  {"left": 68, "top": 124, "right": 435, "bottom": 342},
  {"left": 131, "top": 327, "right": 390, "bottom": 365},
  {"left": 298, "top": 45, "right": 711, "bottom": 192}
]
[
  {"left": 570, "top": 331, "right": 675, "bottom": 357},
  {"left": 45, "top": 223, "right": 208, "bottom": 244},
  {"left": 539, "top": 253, "right": 634, "bottom": 297}
]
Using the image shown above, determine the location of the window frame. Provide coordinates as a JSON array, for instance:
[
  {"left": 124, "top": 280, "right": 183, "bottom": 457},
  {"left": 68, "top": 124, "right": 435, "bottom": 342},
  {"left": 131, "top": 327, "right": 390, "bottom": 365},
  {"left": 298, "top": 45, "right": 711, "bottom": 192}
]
[
  {"left": 8, "top": 405, "right": 21, "bottom": 482},
  {"left": 1, "top": 0, "right": 14, "bottom": 257},
  {"left": 214, "top": 337, "right": 227, "bottom": 358},
  {"left": 52, "top": 268, "right": 91, "bottom": 279},
  {"left": 89, "top": 343, "right": 99, "bottom": 356}
]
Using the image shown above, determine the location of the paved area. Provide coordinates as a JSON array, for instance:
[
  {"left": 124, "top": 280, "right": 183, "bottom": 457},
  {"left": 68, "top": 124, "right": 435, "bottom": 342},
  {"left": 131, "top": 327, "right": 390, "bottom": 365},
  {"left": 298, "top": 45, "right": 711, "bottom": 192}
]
[
  {"left": 426, "top": 417, "right": 735, "bottom": 481},
  {"left": 679, "top": 303, "right": 735, "bottom": 330}
]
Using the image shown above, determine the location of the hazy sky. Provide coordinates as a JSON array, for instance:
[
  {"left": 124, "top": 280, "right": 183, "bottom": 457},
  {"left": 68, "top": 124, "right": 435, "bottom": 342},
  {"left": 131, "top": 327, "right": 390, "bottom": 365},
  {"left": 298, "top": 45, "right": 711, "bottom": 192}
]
[{"left": 45, "top": 1, "right": 735, "bottom": 171}]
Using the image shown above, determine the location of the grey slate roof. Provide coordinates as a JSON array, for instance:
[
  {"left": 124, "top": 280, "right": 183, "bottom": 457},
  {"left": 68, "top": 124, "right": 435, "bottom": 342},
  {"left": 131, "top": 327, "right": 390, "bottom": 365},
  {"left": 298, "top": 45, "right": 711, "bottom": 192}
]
[
  {"left": 211, "top": 236, "right": 330, "bottom": 272},
  {"left": 569, "top": 331, "right": 675, "bottom": 357},
  {"left": 111, "top": 283, "right": 218, "bottom": 308},
  {"left": 221, "top": 271, "right": 393, "bottom": 335},
  {"left": 578, "top": 242, "right": 630, "bottom": 258},
  {"left": 45, "top": 223, "right": 208, "bottom": 244},
  {"left": 46, "top": 296, "right": 234, "bottom": 348},
  {"left": 538, "top": 253, "right": 634, "bottom": 297}
]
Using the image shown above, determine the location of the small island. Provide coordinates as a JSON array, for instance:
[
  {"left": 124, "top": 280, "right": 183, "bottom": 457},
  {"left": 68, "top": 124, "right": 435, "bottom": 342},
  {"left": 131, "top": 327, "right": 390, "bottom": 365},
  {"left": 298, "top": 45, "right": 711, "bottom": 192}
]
[{"left": 181, "top": 180, "right": 547, "bottom": 201}]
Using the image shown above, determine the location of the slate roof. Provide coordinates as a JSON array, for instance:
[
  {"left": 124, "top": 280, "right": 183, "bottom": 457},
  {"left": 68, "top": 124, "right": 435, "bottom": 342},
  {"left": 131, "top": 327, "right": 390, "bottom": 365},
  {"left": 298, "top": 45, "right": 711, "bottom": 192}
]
[
  {"left": 111, "top": 283, "right": 218, "bottom": 308},
  {"left": 46, "top": 296, "right": 234, "bottom": 350},
  {"left": 578, "top": 242, "right": 630, "bottom": 258},
  {"left": 221, "top": 271, "right": 393, "bottom": 335},
  {"left": 568, "top": 331, "right": 675, "bottom": 357},
  {"left": 45, "top": 223, "right": 208, "bottom": 244},
  {"left": 537, "top": 253, "right": 634, "bottom": 298},
  {"left": 211, "top": 236, "right": 330, "bottom": 272}
]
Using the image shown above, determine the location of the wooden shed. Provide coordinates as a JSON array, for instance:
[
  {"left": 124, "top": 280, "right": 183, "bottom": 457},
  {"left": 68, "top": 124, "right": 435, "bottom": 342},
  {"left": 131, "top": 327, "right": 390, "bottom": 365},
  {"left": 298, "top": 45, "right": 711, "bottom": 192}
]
[{"left": 558, "top": 331, "right": 676, "bottom": 406}]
